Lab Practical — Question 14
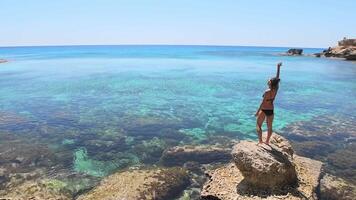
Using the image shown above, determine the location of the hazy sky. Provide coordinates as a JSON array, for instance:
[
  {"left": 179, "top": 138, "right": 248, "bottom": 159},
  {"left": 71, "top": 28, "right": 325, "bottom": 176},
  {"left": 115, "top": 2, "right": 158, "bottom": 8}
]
[{"left": 1, "top": 0, "right": 355, "bottom": 47}]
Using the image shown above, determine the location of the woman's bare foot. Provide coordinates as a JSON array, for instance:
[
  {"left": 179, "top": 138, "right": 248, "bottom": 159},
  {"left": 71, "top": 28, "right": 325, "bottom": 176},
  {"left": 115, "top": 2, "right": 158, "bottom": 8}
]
[{"left": 264, "top": 141, "right": 270, "bottom": 146}]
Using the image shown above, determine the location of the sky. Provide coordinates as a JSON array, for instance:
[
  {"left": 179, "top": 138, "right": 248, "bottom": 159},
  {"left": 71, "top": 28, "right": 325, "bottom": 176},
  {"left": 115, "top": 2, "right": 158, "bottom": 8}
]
[{"left": 0, "top": 0, "right": 355, "bottom": 48}]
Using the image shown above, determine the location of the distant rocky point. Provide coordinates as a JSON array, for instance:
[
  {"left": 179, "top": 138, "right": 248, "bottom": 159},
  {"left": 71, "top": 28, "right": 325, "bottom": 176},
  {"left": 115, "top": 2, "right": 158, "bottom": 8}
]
[
  {"left": 315, "top": 38, "right": 356, "bottom": 61},
  {"left": 0, "top": 59, "right": 8, "bottom": 63}
]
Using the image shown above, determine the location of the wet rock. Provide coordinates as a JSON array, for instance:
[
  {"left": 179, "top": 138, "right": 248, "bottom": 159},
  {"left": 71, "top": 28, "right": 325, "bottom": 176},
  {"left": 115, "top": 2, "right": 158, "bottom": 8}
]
[
  {"left": 133, "top": 137, "right": 168, "bottom": 164},
  {"left": 0, "top": 179, "right": 72, "bottom": 200},
  {"left": 0, "top": 140, "right": 58, "bottom": 174},
  {"left": 160, "top": 144, "right": 232, "bottom": 166},
  {"left": 291, "top": 140, "right": 337, "bottom": 159},
  {"left": 286, "top": 48, "right": 303, "bottom": 55},
  {"left": 320, "top": 174, "right": 356, "bottom": 200},
  {"left": 232, "top": 133, "right": 297, "bottom": 191},
  {"left": 326, "top": 143, "right": 356, "bottom": 183},
  {"left": 77, "top": 167, "right": 190, "bottom": 200},
  {"left": 281, "top": 115, "right": 356, "bottom": 184}
]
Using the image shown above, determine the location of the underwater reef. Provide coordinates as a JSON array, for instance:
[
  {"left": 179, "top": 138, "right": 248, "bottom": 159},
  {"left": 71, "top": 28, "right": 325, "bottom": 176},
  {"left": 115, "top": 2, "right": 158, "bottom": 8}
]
[{"left": 281, "top": 114, "right": 356, "bottom": 185}]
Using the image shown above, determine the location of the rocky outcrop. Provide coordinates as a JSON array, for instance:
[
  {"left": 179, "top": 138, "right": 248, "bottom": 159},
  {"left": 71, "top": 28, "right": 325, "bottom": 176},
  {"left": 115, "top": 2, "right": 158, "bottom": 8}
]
[
  {"left": 77, "top": 167, "right": 190, "bottom": 200},
  {"left": 232, "top": 134, "right": 297, "bottom": 191},
  {"left": 286, "top": 49, "right": 303, "bottom": 56},
  {"left": 201, "top": 133, "right": 323, "bottom": 200},
  {"left": 319, "top": 174, "right": 356, "bottom": 200},
  {"left": 0, "top": 59, "right": 7, "bottom": 63},
  {"left": 160, "top": 144, "right": 232, "bottom": 166},
  {"left": 316, "top": 38, "right": 356, "bottom": 61}
]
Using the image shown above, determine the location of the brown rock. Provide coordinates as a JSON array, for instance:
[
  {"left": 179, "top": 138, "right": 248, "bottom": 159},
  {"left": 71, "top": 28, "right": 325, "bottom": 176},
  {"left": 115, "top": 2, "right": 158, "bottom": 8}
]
[
  {"left": 232, "top": 133, "right": 297, "bottom": 191},
  {"left": 320, "top": 174, "right": 356, "bottom": 200},
  {"left": 0, "top": 179, "right": 71, "bottom": 200},
  {"left": 201, "top": 155, "right": 322, "bottom": 200},
  {"left": 77, "top": 167, "right": 190, "bottom": 200},
  {"left": 160, "top": 144, "right": 232, "bottom": 166}
]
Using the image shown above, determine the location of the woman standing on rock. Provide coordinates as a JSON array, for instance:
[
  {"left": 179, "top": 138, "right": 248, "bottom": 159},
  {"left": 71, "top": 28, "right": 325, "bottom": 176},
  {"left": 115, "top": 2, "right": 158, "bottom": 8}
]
[{"left": 255, "top": 62, "right": 282, "bottom": 145}]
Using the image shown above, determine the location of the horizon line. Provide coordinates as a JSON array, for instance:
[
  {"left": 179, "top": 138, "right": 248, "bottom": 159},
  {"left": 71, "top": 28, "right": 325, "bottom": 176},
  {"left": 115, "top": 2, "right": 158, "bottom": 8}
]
[{"left": 0, "top": 43, "right": 326, "bottom": 49}]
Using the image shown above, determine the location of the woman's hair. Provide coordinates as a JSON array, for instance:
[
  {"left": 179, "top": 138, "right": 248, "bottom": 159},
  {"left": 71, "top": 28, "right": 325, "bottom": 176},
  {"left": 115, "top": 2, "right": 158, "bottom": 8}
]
[{"left": 269, "top": 77, "right": 280, "bottom": 89}]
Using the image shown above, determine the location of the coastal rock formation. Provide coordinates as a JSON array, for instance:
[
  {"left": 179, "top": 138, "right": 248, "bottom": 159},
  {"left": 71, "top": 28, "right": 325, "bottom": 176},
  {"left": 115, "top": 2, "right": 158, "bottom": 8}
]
[
  {"left": 0, "top": 179, "right": 72, "bottom": 200},
  {"left": 77, "top": 167, "right": 190, "bottom": 200},
  {"left": 286, "top": 48, "right": 303, "bottom": 56},
  {"left": 160, "top": 144, "right": 232, "bottom": 166},
  {"left": 320, "top": 174, "right": 356, "bottom": 200},
  {"left": 232, "top": 134, "right": 297, "bottom": 190},
  {"left": 316, "top": 38, "right": 356, "bottom": 60},
  {"left": 201, "top": 133, "right": 323, "bottom": 200}
]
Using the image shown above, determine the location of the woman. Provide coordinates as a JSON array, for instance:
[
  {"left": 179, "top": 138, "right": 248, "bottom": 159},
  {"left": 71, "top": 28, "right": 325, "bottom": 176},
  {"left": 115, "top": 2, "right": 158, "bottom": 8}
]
[{"left": 255, "top": 62, "right": 282, "bottom": 145}]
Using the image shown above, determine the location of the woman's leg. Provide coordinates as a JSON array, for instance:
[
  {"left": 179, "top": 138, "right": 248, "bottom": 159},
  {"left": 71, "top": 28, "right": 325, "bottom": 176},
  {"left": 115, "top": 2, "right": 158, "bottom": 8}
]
[
  {"left": 256, "top": 110, "right": 265, "bottom": 144},
  {"left": 265, "top": 114, "right": 274, "bottom": 145}
]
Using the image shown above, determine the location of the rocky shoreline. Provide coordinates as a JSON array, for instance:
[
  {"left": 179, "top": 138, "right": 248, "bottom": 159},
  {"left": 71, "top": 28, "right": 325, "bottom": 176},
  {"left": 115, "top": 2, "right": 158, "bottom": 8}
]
[
  {"left": 282, "top": 38, "right": 356, "bottom": 61},
  {"left": 3, "top": 132, "right": 353, "bottom": 200},
  {"left": 314, "top": 38, "right": 356, "bottom": 61}
]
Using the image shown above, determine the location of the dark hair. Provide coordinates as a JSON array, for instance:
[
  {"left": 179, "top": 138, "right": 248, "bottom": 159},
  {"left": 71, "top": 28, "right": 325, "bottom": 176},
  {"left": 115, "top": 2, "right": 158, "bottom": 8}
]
[{"left": 269, "top": 77, "right": 280, "bottom": 89}]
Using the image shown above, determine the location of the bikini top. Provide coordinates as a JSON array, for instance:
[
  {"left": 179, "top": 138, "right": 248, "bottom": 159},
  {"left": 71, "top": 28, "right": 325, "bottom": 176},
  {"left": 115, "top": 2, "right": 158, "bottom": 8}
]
[{"left": 263, "top": 91, "right": 275, "bottom": 102}]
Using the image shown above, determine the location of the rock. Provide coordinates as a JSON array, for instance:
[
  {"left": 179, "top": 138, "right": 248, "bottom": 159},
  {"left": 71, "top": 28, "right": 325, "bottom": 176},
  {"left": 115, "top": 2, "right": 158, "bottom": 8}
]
[
  {"left": 201, "top": 154, "right": 322, "bottom": 200},
  {"left": 345, "top": 52, "right": 356, "bottom": 60},
  {"left": 317, "top": 38, "right": 356, "bottom": 60},
  {"left": 77, "top": 167, "right": 190, "bottom": 200},
  {"left": 160, "top": 144, "right": 232, "bottom": 166},
  {"left": 286, "top": 49, "right": 303, "bottom": 55},
  {"left": 0, "top": 59, "right": 7, "bottom": 63},
  {"left": 201, "top": 163, "right": 243, "bottom": 200},
  {"left": 293, "top": 155, "right": 322, "bottom": 199},
  {"left": 320, "top": 174, "right": 356, "bottom": 200},
  {"left": 231, "top": 133, "right": 297, "bottom": 191},
  {"left": 0, "top": 179, "right": 72, "bottom": 200}
]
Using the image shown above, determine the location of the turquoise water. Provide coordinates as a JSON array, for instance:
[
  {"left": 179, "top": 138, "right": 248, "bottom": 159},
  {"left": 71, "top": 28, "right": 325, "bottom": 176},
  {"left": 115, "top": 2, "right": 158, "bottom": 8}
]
[{"left": 0, "top": 46, "right": 355, "bottom": 186}]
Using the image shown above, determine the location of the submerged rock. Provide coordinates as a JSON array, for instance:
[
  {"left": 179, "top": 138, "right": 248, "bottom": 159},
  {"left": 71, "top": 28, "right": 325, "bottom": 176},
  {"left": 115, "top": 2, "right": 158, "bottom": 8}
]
[
  {"left": 77, "top": 167, "right": 190, "bottom": 200},
  {"left": 320, "top": 174, "right": 356, "bottom": 200},
  {"left": 232, "top": 134, "right": 297, "bottom": 191},
  {"left": 160, "top": 144, "right": 232, "bottom": 166}
]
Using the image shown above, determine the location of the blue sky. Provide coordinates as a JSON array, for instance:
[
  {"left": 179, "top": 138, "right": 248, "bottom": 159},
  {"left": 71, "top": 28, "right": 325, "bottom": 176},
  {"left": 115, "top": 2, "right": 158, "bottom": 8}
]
[{"left": 0, "top": 0, "right": 355, "bottom": 47}]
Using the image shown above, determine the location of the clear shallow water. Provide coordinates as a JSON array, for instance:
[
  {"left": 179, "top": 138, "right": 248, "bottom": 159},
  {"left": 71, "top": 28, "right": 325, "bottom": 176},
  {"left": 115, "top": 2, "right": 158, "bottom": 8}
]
[{"left": 0, "top": 46, "right": 355, "bottom": 186}]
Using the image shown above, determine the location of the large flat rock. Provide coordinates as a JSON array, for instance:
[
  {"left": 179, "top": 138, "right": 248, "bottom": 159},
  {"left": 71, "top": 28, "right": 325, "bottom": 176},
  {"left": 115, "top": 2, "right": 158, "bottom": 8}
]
[{"left": 77, "top": 167, "right": 190, "bottom": 200}]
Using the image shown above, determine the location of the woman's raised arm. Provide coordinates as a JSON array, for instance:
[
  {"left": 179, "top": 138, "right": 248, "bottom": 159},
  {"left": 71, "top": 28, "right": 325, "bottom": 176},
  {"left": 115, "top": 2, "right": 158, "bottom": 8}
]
[{"left": 276, "top": 62, "right": 282, "bottom": 79}]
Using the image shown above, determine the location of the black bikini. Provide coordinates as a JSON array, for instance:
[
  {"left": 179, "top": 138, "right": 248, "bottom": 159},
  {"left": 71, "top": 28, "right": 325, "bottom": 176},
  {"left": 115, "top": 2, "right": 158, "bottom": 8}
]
[{"left": 262, "top": 109, "right": 274, "bottom": 116}]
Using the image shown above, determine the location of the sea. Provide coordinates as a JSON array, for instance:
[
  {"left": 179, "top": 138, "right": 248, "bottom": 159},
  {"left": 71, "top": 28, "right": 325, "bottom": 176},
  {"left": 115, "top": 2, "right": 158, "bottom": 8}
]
[{"left": 0, "top": 45, "right": 355, "bottom": 196}]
